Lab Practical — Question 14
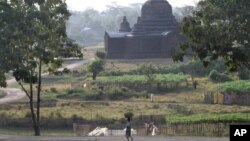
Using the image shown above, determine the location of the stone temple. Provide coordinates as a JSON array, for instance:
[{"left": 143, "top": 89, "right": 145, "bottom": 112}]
[{"left": 105, "top": 0, "right": 185, "bottom": 59}]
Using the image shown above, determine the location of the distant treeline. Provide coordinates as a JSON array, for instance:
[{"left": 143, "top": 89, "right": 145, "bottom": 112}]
[{"left": 66, "top": 3, "right": 195, "bottom": 46}]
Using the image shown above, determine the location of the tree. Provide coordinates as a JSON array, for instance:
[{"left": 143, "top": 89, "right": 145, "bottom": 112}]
[
  {"left": 88, "top": 59, "right": 105, "bottom": 80},
  {"left": 0, "top": 0, "right": 81, "bottom": 136},
  {"left": 173, "top": 6, "right": 195, "bottom": 22},
  {"left": 95, "top": 51, "right": 106, "bottom": 59},
  {"left": 66, "top": 3, "right": 141, "bottom": 46},
  {"left": 136, "top": 64, "right": 156, "bottom": 83},
  {"left": 175, "top": 0, "right": 250, "bottom": 71}
]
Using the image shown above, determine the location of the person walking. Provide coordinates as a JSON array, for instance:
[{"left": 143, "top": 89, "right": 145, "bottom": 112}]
[{"left": 125, "top": 118, "right": 133, "bottom": 141}]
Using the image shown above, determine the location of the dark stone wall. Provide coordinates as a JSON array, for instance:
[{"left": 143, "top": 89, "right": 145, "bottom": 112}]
[
  {"left": 105, "top": 32, "right": 184, "bottom": 59},
  {"left": 105, "top": 34, "right": 126, "bottom": 59},
  {"left": 125, "top": 36, "right": 163, "bottom": 59}
]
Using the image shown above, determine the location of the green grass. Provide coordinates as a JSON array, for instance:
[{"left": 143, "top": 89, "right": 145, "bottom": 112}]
[
  {"left": 168, "top": 113, "right": 250, "bottom": 123},
  {"left": 216, "top": 80, "right": 250, "bottom": 94},
  {"left": 92, "top": 73, "right": 188, "bottom": 84}
]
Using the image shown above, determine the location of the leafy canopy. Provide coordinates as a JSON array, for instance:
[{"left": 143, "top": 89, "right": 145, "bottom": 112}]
[
  {"left": 175, "top": 0, "right": 250, "bottom": 71},
  {"left": 0, "top": 0, "right": 82, "bottom": 87}
]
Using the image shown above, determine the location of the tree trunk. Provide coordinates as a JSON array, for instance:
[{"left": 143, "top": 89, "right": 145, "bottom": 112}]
[
  {"left": 36, "top": 58, "right": 42, "bottom": 136},
  {"left": 20, "top": 70, "right": 39, "bottom": 136},
  {"left": 29, "top": 77, "right": 38, "bottom": 136}
]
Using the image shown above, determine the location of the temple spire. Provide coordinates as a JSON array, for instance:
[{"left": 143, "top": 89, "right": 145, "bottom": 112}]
[{"left": 119, "top": 16, "right": 132, "bottom": 32}]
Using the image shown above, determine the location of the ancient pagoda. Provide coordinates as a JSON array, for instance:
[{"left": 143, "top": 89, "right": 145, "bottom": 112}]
[{"left": 105, "top": 0, "right": 185, "bottom": 59}]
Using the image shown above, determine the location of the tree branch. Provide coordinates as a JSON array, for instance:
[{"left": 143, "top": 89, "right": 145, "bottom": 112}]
[{"left": 19, "top": 82, "right": 31, "bottom": 99}]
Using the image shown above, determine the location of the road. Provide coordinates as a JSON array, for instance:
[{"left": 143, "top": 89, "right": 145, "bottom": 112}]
[
  {"left": 0, "top": 136, "right": 229, "bottom": 141},
  {"left": 0, "top": 60, "right": 90, "bottom": 104}
]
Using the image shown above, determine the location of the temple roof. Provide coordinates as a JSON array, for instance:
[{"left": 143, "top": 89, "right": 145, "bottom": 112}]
[
  {"left": 106, "top": 0, "right": 178, "bottom": 38},
  {"left": 132, "top": 0, "right": 178, "bottom": 35},
  {"left": 141, "top": 0, "right": 172, "bottom": 20}
]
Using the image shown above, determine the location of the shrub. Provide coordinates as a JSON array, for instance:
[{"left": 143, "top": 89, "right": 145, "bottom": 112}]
[
  {"left": 62, "top": 68, "right": 71, "bottom": 74},
  {"left": 95, "top": 51, "right": 106, "bottom": 59},
  {"left": 209, "top": 70, "right": 233, "bottom": 83},
  {"left": 217, "top": 80, "right": 250, "bottom": 94}
]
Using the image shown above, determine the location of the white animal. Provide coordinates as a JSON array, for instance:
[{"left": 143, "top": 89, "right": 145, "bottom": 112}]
[{"left": 152, "top": 125, "right": 159, "bottom": 136}]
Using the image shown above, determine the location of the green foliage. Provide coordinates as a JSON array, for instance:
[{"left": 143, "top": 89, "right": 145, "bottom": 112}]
[
  {"left": 177, "top": 0, "right": 250, "bottom": 71},
  {"left": 95, "top": 74, "right": 188, "bottom": 84},
  {"left": 217, "top": 80, "right": 250, "bottom": 94},
  {"left": 0, "top": 0, "right": 82, "bottom": 135},
  {"left": 168, "top": 113, "right": 250, "bottom": 123},
  {"left": 59, "top": 86, "right": 144, "bottom": 101},
  {"left": 124, "top": 112, "right": 134, "bottom": 120},
  {"left": 238, "top": 67, "right": 250, "bottom": 80},
  {"left": 209, "top": 70, "right": 232, "bottom": 83},
  {"left": 135, "top": 64, "right": 156, "bottom": 83},
  {"left": 158, "top": 60, "right": 227, "bottom": 76},
  {"left": 95, "top": 51, "right": 106, "bottom": 59},
  {"left": 101, "top": 60, "right": 227, "bottom": 77},
  {"left": 13, "top": 69, "right": 37, "bottom": 83},
  {"left": 0, "top": 0, "right": 82, "bottom": 86},
  {"left": 106, "top": 87, "right": 134, "bottom": 100},
  {"left": 88, "top": 59, "right": 105, "bottom": 80}
]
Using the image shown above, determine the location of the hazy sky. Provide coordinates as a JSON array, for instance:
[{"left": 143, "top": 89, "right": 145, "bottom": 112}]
[{"left": 66, "top": 0, "right": 197, "bottom": 11}]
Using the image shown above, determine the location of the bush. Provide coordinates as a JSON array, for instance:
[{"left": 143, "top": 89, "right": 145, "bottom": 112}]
[
  {"left": 159, "top": 60, "right": 227, "bottom": 76},
  {"left": 95, "top": 51, "right": 106, "bottom": 59},
  {"left": 217, "top": 80, "right": 250, "bottom": 94},
  {"left": 209, "top": 70, "right": 233, "bottom": 83},
  {"left": 62, "top": 68, "right": 71, "bottom": 74}
]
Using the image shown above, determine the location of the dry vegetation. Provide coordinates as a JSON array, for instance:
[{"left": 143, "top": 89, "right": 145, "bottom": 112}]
[{"left": 1, "top": 46, "right": 250, "bottom": 136}]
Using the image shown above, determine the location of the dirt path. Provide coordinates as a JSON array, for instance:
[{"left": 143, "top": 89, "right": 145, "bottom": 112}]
[
  {"left": 0, "top": 136, "right": 229, "bottom": 141},
  {"left": 0, "top": 60, "right": 90, "bottom": 104},
  {"left": 0, "top": 88, "right": 25, "bottom": 104}
]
